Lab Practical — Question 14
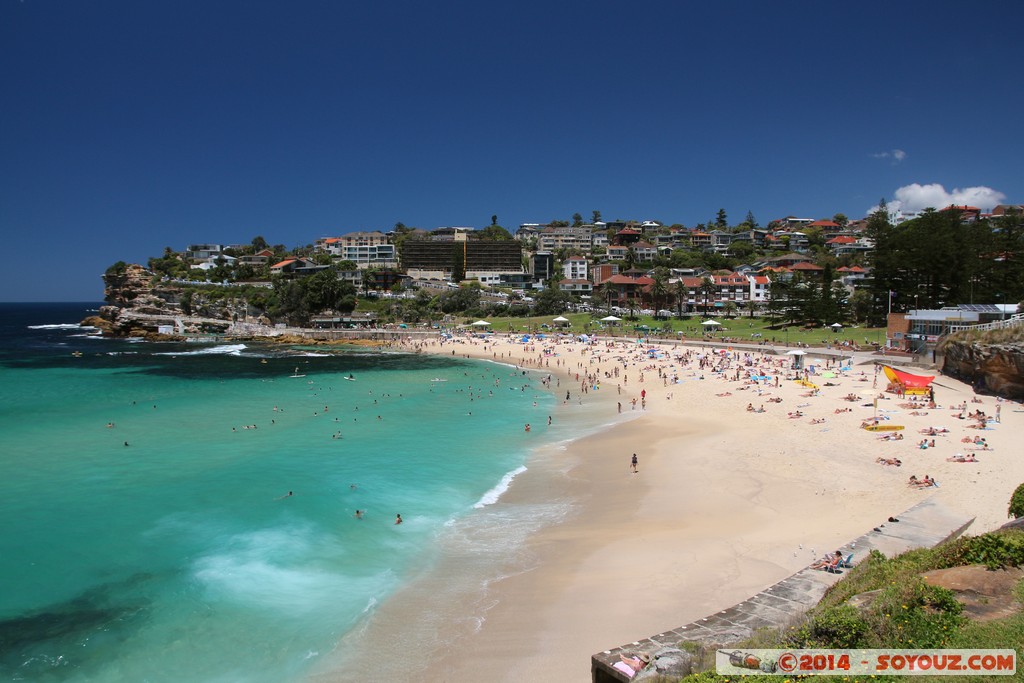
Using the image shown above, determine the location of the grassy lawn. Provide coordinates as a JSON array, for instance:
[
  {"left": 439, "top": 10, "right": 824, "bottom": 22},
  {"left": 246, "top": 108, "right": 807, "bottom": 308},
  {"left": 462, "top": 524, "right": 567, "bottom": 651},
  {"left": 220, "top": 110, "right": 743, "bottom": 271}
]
[{"left": 449, "top": 313, "right": 887, "bottom": 348}]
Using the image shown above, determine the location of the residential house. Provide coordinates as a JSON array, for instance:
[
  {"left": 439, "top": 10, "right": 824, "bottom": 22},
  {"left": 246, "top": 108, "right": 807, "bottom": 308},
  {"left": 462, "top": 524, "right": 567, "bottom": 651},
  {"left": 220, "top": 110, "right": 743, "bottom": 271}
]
[
  {"left": 689, "top": 230, "right": 713, "bottom": 250},
  {"left": 606, "top": 245, "right": 629, "bottom": 261},
  {"left": 529, "top": 252, "right": 555, "bottom": 281},
  {"left": 601, "top": 272, "right": 654, "bottom": 309},
  {"left": 788, "top": 261, "right": 825, "bottom": 279},
  {"left": 537, "top": 225, "right": 593, "bottom": 252},
  {"left": 185, "top": 244, "right": 224, "bottom": 260},
  {"left": 515, "top": 224, "right": 542, "bottom": 241},
  {"left": 563, "top": 256, "right": 588, "bottom": 281},
  {"left": 709, "top": 230, "right": 732, "bottom": 252},
  {"left": 559, "top": 279, "right": 593, "bottom": 296},
  {"left": 237, "top": 249, "right": 275, "bottom": 267},
  {"left": 270, "top": 258, "right": 333, "bottom": 278},
  {"left": 632, "top": 241, "right": 658, "bottom": 262},
  {"left": 591, "top": 263, "right": 619, "bottom": 285}
]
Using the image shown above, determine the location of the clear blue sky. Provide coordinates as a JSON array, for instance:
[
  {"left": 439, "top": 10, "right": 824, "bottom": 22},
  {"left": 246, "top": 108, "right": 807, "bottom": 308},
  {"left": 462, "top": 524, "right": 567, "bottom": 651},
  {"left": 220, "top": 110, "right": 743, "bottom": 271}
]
[{"left": 2, "top": 0, "right": 1021, "bottom": 301}]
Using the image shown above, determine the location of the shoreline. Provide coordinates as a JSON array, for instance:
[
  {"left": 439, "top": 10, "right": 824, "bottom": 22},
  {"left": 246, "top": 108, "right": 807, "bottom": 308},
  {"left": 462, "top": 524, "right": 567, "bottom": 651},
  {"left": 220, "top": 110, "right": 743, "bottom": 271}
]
[{"left": 311, "top": 333, "right": 1023, "bottom": 682}]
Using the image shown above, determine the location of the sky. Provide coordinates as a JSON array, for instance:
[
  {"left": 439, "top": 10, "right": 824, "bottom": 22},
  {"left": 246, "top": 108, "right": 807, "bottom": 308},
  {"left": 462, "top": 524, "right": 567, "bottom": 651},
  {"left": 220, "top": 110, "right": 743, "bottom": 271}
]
[{"left": 2, "top": 1, "right": 1022, "bottom": 301}]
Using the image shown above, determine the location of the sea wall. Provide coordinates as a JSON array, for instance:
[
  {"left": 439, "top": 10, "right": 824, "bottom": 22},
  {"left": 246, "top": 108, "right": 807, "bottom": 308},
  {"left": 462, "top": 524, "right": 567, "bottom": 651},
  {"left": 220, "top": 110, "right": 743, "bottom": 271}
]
[{"left": 942, "top": 340, "right": 1024, "bottom": 399}]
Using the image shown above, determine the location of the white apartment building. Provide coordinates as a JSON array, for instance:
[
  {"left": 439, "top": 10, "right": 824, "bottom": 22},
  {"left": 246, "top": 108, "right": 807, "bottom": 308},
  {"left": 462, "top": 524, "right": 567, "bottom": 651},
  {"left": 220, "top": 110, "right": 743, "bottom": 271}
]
[{"left": 562, "top": 256, "right": 588, "bottom": 280}]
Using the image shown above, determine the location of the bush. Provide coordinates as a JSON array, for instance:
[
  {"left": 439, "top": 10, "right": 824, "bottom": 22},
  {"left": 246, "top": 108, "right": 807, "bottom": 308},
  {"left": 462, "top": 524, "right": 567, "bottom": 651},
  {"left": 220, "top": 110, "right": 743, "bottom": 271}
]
[
  {"left": 790, "top": 605, "right": 869, "bottom": 648},
  {"left": 1009, "top": 483, "right": 1024, "bottom": 519}
]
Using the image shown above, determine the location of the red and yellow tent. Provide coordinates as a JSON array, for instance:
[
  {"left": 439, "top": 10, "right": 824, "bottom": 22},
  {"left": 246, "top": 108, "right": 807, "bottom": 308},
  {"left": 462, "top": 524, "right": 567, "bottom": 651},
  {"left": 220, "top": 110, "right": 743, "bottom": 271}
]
[{"left": 882, "top": 365, "right": 935, "bottom": 396}]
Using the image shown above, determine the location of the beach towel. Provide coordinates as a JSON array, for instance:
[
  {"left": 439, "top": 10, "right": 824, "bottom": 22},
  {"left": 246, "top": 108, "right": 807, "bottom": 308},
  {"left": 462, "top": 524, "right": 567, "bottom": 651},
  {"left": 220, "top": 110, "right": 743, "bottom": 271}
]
[{"left": 612, "top": 661, "right": 637, "bottom": 677}]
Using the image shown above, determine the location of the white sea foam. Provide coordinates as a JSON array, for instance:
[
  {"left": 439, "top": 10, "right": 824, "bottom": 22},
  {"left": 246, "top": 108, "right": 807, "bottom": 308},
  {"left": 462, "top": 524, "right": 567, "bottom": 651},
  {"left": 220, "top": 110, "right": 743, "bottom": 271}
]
[
  {"left": 155, "top": 344, "right": 247, "bottom": 356},
  {"left": 27, "top": 323, "right": 83, "bottom": 330},
  {"left": 473, "top": 465, "right": 527, "bottom": 508},
  {"left": 192, "top": 526, "right": 391, "bottom": 614}
]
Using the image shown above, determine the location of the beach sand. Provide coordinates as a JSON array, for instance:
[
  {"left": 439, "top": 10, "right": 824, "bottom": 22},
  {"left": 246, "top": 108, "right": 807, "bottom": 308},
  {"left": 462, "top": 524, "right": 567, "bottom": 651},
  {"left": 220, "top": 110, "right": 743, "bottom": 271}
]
[{"left": 312, "top": 333, "right": 1022, "bottom": 682}]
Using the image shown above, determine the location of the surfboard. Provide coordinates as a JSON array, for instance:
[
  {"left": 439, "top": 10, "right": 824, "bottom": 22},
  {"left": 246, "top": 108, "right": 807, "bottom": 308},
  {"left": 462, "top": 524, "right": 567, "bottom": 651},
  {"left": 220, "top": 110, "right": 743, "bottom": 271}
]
[{"left": 862, "top": 424, "right": 904, "bottom": 432}]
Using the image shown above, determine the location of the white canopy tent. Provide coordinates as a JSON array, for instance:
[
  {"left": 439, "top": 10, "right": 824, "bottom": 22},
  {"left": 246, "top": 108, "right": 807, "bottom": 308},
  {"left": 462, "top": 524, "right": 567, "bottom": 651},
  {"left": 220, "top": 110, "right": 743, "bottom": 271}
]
[
  {"left": 701, "top": 319, "right": 722, "bottom": 327},
  {"left": 470, "top": 320, "right": 491, "bottom": 327},
  {"left": 552, "top": 316, "right": 570, "bottom": 326},
  {"left": 600, "top": 315, "right": 622, "bottom": 323}
]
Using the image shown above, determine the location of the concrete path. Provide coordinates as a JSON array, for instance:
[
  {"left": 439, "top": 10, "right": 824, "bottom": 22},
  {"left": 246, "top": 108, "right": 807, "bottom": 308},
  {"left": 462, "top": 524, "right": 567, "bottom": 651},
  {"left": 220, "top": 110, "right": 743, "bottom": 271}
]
[{"left": 591, "top": 497, "right": 974, "bottom": 682}]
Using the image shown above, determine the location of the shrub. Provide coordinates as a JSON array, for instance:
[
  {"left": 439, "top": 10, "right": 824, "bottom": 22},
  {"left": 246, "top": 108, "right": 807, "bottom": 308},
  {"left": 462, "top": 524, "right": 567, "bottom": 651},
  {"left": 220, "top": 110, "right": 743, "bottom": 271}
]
[
  {"left": 1009, "top": 483, "right": 1024, "bottom": 519},
  {"left": 788, "top": 605, "right": 869, "bottom": 648}
]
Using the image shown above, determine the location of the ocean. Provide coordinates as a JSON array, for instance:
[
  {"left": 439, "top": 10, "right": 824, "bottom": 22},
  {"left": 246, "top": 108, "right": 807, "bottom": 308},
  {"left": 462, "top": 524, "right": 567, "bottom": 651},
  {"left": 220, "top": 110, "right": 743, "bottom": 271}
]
[{"left": 0, "top": 302, "right": 602, "bottom": 682}]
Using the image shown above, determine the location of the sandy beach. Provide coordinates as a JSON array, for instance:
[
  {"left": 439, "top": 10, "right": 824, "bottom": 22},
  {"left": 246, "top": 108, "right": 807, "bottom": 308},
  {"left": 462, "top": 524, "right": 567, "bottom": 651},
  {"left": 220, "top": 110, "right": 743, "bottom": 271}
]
[{"left": 312, "top": 332, "right": 1023, "bottom": 682}]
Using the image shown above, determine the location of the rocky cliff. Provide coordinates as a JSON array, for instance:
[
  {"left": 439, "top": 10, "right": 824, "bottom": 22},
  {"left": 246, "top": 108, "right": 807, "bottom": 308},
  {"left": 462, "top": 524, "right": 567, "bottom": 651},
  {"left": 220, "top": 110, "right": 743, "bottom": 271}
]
[
  {"left": 86, "top": 264, "right": 247, "bottom": 337},
  {"left": 942, "top": 340, "right": 1024, "bottom": 399}
]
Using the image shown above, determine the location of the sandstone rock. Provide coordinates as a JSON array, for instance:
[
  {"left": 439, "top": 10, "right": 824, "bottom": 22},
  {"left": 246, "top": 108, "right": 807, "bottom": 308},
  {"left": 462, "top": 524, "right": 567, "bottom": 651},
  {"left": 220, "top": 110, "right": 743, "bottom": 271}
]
[
  {"left": 942, "top": 340, "right": 1024, "bottom": 399},
  {"left": 921, "top": 565, "right": 1024, "bottom": 622},
  {"left": 634, "top": 647, "right": 693, "bottom": 680}
]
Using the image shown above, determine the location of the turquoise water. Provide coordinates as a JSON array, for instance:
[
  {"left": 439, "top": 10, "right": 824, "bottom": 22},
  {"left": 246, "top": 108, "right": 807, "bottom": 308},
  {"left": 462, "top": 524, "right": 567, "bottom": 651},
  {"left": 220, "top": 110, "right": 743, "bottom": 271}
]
[{"left": 0, "top": 304, "right": 561, "bottom": 682}]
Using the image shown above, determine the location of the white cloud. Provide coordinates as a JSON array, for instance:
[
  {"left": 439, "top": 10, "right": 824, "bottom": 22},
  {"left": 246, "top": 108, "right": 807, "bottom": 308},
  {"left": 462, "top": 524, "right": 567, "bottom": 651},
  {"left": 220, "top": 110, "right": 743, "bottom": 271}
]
[
  {"left": 868, "top": 183, "right": 1007, "bottom": 216},
  {"left": 871, "top": 149, "right": 907, "bottom": 164}
]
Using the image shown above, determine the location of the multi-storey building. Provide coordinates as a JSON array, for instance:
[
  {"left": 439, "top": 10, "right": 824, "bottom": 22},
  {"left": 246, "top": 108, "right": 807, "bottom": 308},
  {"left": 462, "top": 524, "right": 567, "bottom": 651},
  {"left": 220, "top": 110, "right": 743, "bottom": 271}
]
[
  {"left": 536, "top": 225, "right": 593, "bottom": 252},
  {"left": 562, "top": 256, "right": 588, "bottom": 281}
]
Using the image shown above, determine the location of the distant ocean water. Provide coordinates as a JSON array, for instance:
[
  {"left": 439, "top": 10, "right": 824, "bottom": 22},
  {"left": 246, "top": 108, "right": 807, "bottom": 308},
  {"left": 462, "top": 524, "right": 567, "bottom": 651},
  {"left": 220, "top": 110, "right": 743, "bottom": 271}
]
[{"left": 0, "top": 302, "right": 593, "bottom": 683}]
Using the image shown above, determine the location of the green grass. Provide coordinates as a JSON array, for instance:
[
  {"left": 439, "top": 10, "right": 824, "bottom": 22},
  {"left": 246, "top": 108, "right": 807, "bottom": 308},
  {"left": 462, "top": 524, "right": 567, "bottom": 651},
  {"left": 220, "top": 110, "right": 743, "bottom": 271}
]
[
  {"left": 669, "top": 531, "right": 1024, "bottom": 683},
  {"left": 448, "top": 312, "right": 886, "bottom": 348}
]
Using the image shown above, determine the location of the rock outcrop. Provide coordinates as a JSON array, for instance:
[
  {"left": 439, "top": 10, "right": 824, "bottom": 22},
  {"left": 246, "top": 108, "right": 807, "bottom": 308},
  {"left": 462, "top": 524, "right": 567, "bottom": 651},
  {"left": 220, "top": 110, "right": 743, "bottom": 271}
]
[{"left": 942, "top": 340, "right": 1024, "bottom": 399}]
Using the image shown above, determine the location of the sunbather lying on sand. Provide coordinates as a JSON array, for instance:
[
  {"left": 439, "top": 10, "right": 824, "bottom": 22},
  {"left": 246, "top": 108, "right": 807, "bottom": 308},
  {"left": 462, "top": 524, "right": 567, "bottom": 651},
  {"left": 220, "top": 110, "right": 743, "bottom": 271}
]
[
  {"left": 908, "top": 475, "right": 937, "bottom": 488},
  {"left": 947, "top": 454, "right": 978, "bottom": 462},
  {"left": 876, "top": 457, "right": 902, "bottom": 466}
]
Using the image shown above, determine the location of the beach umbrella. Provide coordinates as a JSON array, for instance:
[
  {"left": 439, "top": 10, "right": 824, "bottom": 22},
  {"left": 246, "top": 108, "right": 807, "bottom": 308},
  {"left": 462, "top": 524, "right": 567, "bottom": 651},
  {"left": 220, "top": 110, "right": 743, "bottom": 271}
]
[{"left": 470, "top": 320, "right": 491, "bottom": 327}]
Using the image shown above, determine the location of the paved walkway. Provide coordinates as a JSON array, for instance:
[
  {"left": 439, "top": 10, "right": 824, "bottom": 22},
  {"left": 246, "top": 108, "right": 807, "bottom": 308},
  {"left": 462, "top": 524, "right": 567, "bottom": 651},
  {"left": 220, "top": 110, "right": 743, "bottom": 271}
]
[{"left": 591, "top": 498, "right": 974, "bottom": 682}]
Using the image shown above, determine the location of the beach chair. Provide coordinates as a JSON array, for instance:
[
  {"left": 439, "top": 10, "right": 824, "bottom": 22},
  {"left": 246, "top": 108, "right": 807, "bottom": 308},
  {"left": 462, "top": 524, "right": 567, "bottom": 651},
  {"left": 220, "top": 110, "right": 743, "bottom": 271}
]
[
  {"left": 823, "top": 557, "right": 843, "bottom": 574},
  {"left": 838, "top": 553, "right": 854, "bottom": 569}
]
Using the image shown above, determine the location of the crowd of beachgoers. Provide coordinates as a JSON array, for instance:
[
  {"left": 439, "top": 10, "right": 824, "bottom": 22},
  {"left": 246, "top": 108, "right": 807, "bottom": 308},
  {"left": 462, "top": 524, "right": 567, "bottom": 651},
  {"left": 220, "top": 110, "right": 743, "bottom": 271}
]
[{"left": 321, "top": 330, "right": 1020, "bottom": 682}]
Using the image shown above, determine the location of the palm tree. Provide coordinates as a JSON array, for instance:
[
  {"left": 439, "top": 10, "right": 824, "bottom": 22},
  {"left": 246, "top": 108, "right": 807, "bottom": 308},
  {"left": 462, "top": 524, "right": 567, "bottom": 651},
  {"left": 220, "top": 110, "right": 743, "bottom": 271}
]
[
  {"left": 673, "top": 277, "right": 688, "bottom": 317},
  {"left": 650, "top": 268, "right": 669, "bottom": 316},
  {"left": 699, "top": 277, "right": 717, "bottom": 318}
]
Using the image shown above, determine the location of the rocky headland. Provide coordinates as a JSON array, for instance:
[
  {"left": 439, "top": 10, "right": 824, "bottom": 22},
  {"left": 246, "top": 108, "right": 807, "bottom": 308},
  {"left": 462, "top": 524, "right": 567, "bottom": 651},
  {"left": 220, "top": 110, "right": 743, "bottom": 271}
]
[{"left": 942, "top": 335, "right": 1024, "bottom": 400}]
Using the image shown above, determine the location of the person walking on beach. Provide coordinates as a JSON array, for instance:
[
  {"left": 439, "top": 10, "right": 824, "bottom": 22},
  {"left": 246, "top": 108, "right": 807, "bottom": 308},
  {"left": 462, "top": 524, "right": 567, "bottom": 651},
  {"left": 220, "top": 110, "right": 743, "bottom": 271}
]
[{"left": 631, "top": 453, "right": 638, "bottom": 473}]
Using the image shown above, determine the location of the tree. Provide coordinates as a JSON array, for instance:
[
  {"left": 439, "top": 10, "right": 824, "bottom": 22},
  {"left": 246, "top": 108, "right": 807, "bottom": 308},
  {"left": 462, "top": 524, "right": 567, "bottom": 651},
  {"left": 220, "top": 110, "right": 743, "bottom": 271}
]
[
  {"left": 451, "top": 244, "right": 466, "bottom": 282},
  {"left": 533, "top": 287, "right": 569, "bottom": 315},
  {"left": 572, "top": 212, "right": 584, "bottom": 227},
  {"left": 596, "top": 281, "right": 616, "bottom": 313},
  {"left": 623, "top": 247, "right": 637, "bottom": 271},
  {"left": 673, "top": 277, "right": 688, "bottom": 317},
  {"left": 438, "top": 284, "right": 480, "bottom": 313},
  {"left": 850, "top": 289, "right": 873, "bottom": 323},
  {"left": 741, "top": 210, "right": 759, "bottom": 230},
  {"left": 699, "top": 277, "right": 717, "bottom": 317},
  {"left": 478, "top": 225, "right": 512, "bottom": 240},
  {"left": 251, "top": 236, "right": 269, "bottom": 252},
  {"left": 650, "top": 268, "right": 669, "bottom": 315},
  {"left": 833, "top": 213, "right": 849, "bottom": 228},
  {"left": 491, "top": 214, "right": 498, "bottom": 226},
  {"left": 592, "top": 210, "right": 602, "bottom": 225},
  {"left": 303, "top": 267, "right": 357, "bottom": 314},
  {"left": 715, "top": 208, "right": 728, "bottom": 229}
]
